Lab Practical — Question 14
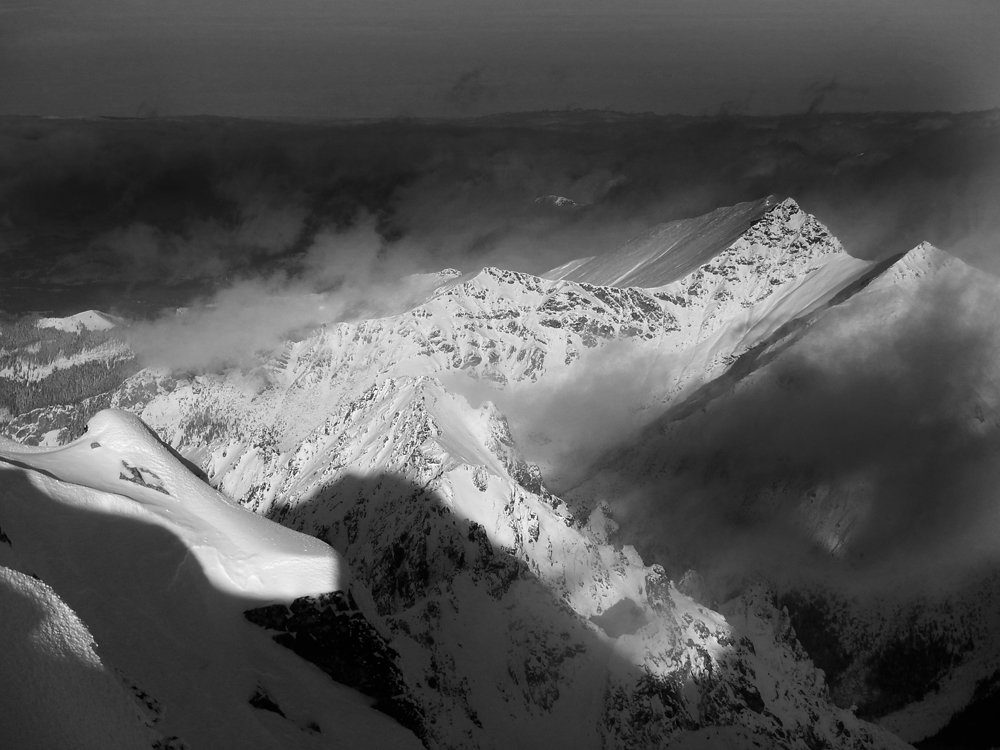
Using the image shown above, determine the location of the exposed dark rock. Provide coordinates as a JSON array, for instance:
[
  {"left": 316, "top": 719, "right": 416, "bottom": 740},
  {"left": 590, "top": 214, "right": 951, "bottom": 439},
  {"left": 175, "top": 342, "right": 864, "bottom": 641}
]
[
  {"left": 244, "top": 590, "right": 426, "bottom": 741},
  {"left": 779, "top": 590, "right": 852, "bottom": 697},
  {"left": 644, "top": 565, "right": 673, "bottom": 614},
  {"left": 119, "top": 460, "right": 170, "bottom": 495},
  {"left": 249, "top": 688, "right": 285, "bottom": 717},
  {"left": 151, "top": 737, "right": 189, "bottom": 750}
]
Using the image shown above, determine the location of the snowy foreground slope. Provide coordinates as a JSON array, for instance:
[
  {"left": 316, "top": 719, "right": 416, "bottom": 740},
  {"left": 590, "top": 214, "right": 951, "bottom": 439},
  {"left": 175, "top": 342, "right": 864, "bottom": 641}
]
[
  {"left": 0, "top": 410, "right": 422, "bottom": 749},
  {"left": 0, "top": 198, "right": 925, "bottom": 748},
  {"left": 0, "top": 565, "right": 158, "bottom": 749}
]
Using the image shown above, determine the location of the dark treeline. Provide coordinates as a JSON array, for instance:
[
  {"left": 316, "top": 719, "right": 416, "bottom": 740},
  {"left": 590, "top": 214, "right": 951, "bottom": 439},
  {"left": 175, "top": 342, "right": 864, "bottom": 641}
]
[
  {"left": 0, "top": 315, "right": 125, "bottom": 362},
  {"left": 0, "top": 357, "right": 139, "bottom": 417},
  {"left": 0, "top": 316, "right": 138, "bottom": 417}
]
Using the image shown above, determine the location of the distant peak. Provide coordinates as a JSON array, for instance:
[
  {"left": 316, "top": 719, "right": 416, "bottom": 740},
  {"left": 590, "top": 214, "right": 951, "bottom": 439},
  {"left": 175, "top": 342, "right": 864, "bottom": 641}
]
[
  {"left": 541, "top": 195, "right": 799, "bottom": 289},
  {"left": 36, "top": 310, "right": 125, "bottom": 333},
  {"left": 534, "top": 195, "right": 579, "bottom": 208},
  {"left": 889, "top": 241, "right": 959, "bottom": 278},
  {"left": 909, "top": 240, "right": 946, "bottom": 257}
]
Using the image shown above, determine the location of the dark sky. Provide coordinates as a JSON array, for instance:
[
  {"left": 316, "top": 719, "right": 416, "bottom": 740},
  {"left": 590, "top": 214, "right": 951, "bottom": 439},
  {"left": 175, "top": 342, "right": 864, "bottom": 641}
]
[{"left": 2, "top": 0, "right": 999, "bottom": 118}]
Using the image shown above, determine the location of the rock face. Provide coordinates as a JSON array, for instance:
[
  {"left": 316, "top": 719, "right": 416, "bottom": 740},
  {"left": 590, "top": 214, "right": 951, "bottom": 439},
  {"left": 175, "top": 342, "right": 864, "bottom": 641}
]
[
  {"left": 245, "top": 591, "right": 425, "bottom": 739},
  {"left": 3, "top": 198, "right": 926, "bottom": 748}
]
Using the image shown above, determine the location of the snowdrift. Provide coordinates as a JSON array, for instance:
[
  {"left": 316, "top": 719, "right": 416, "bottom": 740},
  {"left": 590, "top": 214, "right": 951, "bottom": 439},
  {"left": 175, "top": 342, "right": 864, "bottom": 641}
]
[{"left": 0, "top": 409, "right": 421, "bottom": 750}]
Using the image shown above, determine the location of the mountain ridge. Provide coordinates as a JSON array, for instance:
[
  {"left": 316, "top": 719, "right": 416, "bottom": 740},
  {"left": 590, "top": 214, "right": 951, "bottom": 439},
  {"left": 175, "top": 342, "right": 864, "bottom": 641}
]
[{"left": 544, "top": 195, "right": 782, "bottom": 288}]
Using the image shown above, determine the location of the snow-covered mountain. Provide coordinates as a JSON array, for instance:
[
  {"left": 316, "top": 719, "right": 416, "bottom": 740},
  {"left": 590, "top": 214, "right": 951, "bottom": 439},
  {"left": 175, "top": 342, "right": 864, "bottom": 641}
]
[
  {"left": 4, "top": 196, "right": 981, "bottom": 748},
  {"left": 36, "top": 309, "right": 125, "bottom": 333},
  {"left": 545, "top": 196, "right": 769, "bottom": 287}
]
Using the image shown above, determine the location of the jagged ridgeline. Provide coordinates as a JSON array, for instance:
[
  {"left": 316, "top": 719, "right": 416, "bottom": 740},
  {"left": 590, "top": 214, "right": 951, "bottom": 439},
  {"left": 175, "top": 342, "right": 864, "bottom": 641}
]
[{"left": 6, "top": 195, "right": 996, "bottom": 749}]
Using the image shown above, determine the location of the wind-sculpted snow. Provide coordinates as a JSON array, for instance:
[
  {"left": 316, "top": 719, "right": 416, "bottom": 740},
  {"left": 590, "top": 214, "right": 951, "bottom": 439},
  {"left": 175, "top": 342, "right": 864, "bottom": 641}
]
[
  {"left": 544, "top": 195, "right": 778, "bottom": 288},
  {"left": 0, "top": 409, "right": 423, "bottom": 749},
  {"left": 0, "top": 409, "right": 346, "bottom": 601},
  {"left": 0, "top": 565, "right": 161, "bottom": 749}
]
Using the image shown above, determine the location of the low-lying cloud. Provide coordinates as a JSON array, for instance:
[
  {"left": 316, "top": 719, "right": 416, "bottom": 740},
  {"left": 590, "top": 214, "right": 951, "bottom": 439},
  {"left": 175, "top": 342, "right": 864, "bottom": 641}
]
[
  {"left": 577, "top": 270, "right": 1000, "bottom": 598},
  {"left": 3, "top": 109, "right": 1000, "bottom": 372},
  {"left": 125, "top": 218, "right": 430, "bottom": 370},
  {"left": 444, "top": 340, "right": 672, "bottom": 493}
]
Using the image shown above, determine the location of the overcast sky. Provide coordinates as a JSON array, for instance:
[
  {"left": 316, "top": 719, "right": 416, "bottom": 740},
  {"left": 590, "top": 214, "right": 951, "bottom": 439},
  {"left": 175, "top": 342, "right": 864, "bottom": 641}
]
[{"left": 2, "top": 0, "right": 999, "bottom": 118}]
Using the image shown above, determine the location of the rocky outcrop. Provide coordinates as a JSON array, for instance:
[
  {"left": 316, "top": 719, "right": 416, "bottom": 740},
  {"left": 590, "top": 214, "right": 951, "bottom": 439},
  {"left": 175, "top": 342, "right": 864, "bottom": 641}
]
[{"left": 244, "top": 590, "right": 425, "bottom": 739}]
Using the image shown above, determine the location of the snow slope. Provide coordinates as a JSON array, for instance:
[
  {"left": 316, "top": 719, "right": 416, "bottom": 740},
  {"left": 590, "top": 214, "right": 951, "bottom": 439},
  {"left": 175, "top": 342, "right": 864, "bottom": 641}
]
[
  {"left": 0, "top": 565, "right": 158, "bottom": 750},
  {"left": 0, "top": 409, "right": 422, "bottom": 750},
  {"left": 0, "top": 410, "right": 346, "bottom": 602},
  {"left": 36, "top": 309, "right": 125, "bottom": 333},
  {"left": 544, "top": 196, "right": 778, "bottom": 288}
]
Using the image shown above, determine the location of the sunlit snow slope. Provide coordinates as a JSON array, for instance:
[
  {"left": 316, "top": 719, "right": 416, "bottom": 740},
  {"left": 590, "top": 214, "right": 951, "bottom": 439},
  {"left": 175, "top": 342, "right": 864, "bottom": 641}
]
[
  {"left": 544, "top": 195, "right": 778, "bottom": 288},
  {"left": 0, "top": 409, "right": 422, "bottom": 750}
]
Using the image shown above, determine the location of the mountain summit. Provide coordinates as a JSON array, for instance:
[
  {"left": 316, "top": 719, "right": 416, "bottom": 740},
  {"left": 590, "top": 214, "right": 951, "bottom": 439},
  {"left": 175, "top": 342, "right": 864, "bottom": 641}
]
[{"left": 544, "top": 195, "right": 785, "bottom": 288}]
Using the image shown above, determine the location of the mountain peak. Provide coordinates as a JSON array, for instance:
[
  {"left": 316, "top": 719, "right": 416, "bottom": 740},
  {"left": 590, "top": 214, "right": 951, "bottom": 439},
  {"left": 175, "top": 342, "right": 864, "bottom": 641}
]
[
  {"left": 542, "top": 195, "right": 825, "bottom": 289},
  {"left": 890, "top": 241, "right": 959, "bottom": 280},
  {"left": 36, "top": 310, "right": 124, "bottom": 333}
]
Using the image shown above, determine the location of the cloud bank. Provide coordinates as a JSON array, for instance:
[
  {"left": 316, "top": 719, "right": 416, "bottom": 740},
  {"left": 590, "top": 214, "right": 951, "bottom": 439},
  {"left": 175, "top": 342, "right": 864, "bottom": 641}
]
[
  {"left": 2, "top": 110, "right": 1000, "bottom": 370},
  {"left": 573, "top": 271, "right": 1000, "bottom": 598}
]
